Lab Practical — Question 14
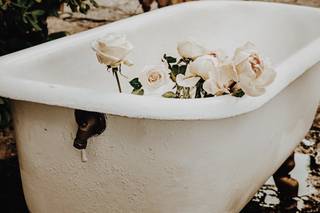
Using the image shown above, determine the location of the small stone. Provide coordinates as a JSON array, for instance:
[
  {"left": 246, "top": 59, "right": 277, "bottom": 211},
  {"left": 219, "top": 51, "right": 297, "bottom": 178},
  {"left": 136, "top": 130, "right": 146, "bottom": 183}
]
[
  {"left": 302, "top": 139, "right": 315, "bottom": 147},
  {"left": 315, "top": 152, "right": 320, "bottom": 165}
]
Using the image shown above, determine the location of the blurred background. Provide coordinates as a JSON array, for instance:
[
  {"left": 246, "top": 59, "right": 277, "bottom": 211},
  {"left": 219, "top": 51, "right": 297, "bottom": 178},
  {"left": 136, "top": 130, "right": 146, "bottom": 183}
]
[{"left": 0, "top": 0, "right": 319, "bottom": 212}]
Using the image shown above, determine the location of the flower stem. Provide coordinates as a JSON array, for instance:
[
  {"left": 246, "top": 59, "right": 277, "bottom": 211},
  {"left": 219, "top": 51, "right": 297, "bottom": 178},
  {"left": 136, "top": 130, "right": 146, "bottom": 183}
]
[
  {"left": 184, "top": 87, "right": 191, "bottom": 99},
  {"left": 112, "top": 66, "right": 122, "bottom": 93},
  {"left": 114, "top": 71, "right": 122, "bottom": 93}
]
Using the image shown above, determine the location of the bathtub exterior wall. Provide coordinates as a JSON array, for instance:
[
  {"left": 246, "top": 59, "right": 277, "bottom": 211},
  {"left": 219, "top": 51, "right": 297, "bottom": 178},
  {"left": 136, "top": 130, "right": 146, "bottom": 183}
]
[{"left": 12, "top": 63, "right": 320, "bottom": 213}]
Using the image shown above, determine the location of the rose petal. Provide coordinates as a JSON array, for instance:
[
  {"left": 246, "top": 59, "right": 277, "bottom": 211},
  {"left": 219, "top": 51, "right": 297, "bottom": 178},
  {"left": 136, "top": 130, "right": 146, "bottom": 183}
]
[
  {"left": 255, "top": 66, "right": 276, "bottom": 87},
  {"left": 92, "top": 33, "right": 133, "bottom": 67},
  {"left": 217, "top": 65, "right": 233, "bottom": 85},
  {"left": 96, "top": 51, "right": 121, "bottom": 66},
  {"left": 188, "top": 55, "right": 218, "bottom": 80},
  {"left": 139, "top": 65, "right": 170, "bottom": 92},
  {"left": 176, "top": 74, "right": 201, "bottom": 87},
  {"left": 123, "top": 60, "right": 134, "bottom": 67},
  {"left": 233, "top": 42, "right": 258, "bottom": 65},
  {"left": 177, "top": 38, "right": 208, "bottom": 59},
  {"left": 239, "top": 75, "right": 266, "bottom": 96},
  {"left": 203, "top": 79, "right": 219, "bottom": 95}
]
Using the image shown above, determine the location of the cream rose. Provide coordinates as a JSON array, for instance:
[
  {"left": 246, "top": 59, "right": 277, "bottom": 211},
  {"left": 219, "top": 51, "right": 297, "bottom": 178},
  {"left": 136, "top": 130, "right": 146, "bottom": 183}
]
[
  {"left": 187, "top": 55, "right": 220, "bottom": 80},
  {"left": 92, "top": 33, "right": 133, "bottom": 67},
  {"left": 176, "top": 54, "right": 224, "bottom": 88},
  {"left": 176, "top": 74, "right": 201, "bottom": 88},
  {"left": 177, "top": 39, "right": 208, "bottom": 60},
  {"left": 232, "top": 42, "right": 276, "bottom": 96},
  {"left": 202, "top": 65, "right": 233, "bottom": 96},
  {"left": 138, "top": 65, "right": 171, "bottom": 93}
]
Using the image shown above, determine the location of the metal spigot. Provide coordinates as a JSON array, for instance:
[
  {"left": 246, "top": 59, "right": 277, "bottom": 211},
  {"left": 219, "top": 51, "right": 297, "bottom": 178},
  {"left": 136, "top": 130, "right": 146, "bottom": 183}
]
[{"left": 74, "top": 110, "right": 106, "bottom": 162}]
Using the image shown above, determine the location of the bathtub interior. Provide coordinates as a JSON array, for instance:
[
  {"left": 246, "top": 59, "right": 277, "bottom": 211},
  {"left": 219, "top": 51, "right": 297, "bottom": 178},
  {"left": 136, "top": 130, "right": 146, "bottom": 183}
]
[{"left": 1, "top": 1, "right": 320, "bottom": 95}]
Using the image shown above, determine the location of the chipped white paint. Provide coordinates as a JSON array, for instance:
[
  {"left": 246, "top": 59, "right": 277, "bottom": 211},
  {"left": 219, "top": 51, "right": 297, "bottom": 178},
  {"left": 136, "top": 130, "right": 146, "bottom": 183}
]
[{"left": 1, "top": 1, "right": 320, "bottom": 212}]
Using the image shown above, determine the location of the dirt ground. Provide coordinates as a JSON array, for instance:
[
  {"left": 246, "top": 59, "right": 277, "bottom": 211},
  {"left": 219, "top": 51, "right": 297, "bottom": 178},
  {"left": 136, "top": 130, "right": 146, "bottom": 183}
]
[{"left": 46, "top": 0, "right": 320, "bottom": 36}]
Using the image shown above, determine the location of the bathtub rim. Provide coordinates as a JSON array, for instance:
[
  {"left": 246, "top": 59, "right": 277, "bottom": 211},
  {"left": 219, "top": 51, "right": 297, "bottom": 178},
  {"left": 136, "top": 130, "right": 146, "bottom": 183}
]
[{"left": 1, "top": 1, "right": 320, "bottom": 120}]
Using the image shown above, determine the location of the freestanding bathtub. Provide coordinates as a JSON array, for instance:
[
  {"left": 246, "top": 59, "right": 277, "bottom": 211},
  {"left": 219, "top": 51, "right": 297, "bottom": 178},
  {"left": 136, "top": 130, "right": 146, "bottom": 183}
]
[{"left": 0, "top": 1, "right": 320, "bottom": 212}]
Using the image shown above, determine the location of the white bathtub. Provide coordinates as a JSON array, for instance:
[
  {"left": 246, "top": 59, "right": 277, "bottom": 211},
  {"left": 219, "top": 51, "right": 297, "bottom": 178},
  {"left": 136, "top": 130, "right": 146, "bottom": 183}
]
[{"left": 0, "top": 1, "right": 320, "bottom": 212}]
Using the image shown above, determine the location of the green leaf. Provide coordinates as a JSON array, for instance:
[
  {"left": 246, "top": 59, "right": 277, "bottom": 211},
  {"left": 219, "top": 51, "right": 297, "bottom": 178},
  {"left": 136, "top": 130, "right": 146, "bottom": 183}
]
[
  {"left": 163, "top": 54, "right": 177, "bottom": 64},
  {"left": 22, "top": 15, "right": 28, "bottom": 24},
  {"left": 169, "top": 73, "right": 176, "bottom": 82},
  {"left": 129, "top": 78, "right": 142, "bottom": 90},
  {"left": 179, "top": 65, "right": 187, "bottom": 75},
  {"left": 195, "top": 79, "right": 205, "bottom": 98},
  {"left": 233, "top": 89, "right": 245, "bottom": 98},
  {"left": 25, "top": 15, "right": 42, "bottom": 31},
  {"left": 0, "top": 1, "right": 4, "bottom": 9},
  {"left": 171, "top": 65, "right": 179, "bottom": 76},
  {"left": 31, "top": 10, "right": 45, "bottom": 17},
  {"left": 132, "top": 88, "right": 144, "bottom": 95},
  {"left": 162, "top": 91, "right": 176, "bottom": 98}
]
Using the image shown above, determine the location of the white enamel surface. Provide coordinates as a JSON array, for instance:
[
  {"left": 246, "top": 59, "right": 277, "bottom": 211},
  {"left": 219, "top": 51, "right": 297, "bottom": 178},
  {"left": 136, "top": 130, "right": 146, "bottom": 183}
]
[
  {"left": 1, "top": 1, "right": 320, "bottom": 120},
  {"left": 1, "top": 1, "right": 320, "bottom": 213},
  {"left": 12, "top": 64, "right": 320, "bottom": 212}
]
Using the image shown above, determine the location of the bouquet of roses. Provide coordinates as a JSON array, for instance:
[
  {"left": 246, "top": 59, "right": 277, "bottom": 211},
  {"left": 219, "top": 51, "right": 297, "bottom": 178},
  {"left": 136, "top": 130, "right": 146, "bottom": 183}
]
[{"left": 92, "top": 34, "right": 276, "bottom": 98}]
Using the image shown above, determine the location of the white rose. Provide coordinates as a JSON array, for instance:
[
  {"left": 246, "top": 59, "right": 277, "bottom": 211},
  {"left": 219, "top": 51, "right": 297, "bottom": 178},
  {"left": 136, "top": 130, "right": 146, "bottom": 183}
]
[
  {"left": 176, "top": 74, "right": 201, "bottom": 88},
  {"left": 232, "top": 42, "right": 276, "bottom": 97},
  {"left": 187, "top": 55, "right": 220, "bottom": 80},
  {"left": 202, "top": 61, "right": 234, "bottom": 96},
  {"left": 92, "top": 33, "right": 133, "bottom": 67},
  {"left": 138, "top": 65, "right": 172, "bottom": 94},
  {"left": 208, "top": 49, "right": 228, "bottom": 62},
  {"left": 177, "top": 39, "right": 208, "bottom": 60},
  {"left": 176, "top": 54, "right": 226, "bottom": 89}
]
